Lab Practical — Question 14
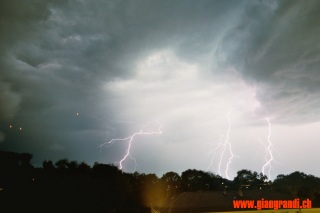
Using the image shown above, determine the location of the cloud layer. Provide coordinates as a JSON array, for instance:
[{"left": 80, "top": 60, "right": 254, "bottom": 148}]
[{"left": 1, "top": 0, "right": 320, "bottom": 178}]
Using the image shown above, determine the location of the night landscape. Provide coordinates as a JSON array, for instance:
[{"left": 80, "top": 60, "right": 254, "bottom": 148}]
[
  {"left": 1, "top": 1, "right": 320, "bottom": 212},
  {"left": 1, "top": 150, "right": 320, "bottom": 212}
]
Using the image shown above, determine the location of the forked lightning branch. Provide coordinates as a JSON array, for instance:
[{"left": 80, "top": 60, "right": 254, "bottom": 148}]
[{"left": 99, "top": 121, "right": 162, "bottom": 171}]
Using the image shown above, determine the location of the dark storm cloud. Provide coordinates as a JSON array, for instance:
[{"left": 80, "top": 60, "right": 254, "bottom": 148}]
[
  {"left": 2, "top": 0, "right": 319, "bottom": 122},
  {"left": 0, "top": 0, "right": 238, "bottom": 128},
  {"left": 216, "top": 0, "right": 320, "bottom": 122},
  {"left": 0, "top": 0, "right": 49, "bottom": 116},
  {"left": 0, "top": 1, "right": 50, "bottom": 49}
]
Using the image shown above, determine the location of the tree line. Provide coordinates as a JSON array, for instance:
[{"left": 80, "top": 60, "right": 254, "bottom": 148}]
[{"left": 1, "top": 151, "right": 320, "bottom": 212}]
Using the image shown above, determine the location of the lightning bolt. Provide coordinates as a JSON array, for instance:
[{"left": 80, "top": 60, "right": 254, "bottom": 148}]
[
  {"left": 206, "top": 135, "right": 224, "bottom": 172},
  {"left": 261, "top": 118, "right": 274, "bottom": 179},
  {"left": 220, "top": 112, "right": 233, "bottom": 179},
  {"left": 99, "top": 120, "right": 162, "bottom": 171},
  {"left": 207, "top": 112, "right": 234, "bottom": 180}
]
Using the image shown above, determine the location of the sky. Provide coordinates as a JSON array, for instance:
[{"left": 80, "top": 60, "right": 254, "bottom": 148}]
[{"left": 1, "top": 0, "right": 320, "bottom": 180}]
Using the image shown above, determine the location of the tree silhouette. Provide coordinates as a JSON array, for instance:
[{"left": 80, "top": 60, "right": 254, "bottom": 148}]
[
  {"left": 273, "top": 171, "right": 320, "bottom": 205},
  {"left": 161, "top": 171, "right": 181, "bottom": 195},
  {"left": 2, "top": 149, "right": 320, "bottom": 211},
  {"left": 181, "top": 169, "right": 224, "bottom": 191},
  {"left": 233, "top": 169, "right": 268, "bottom": 190},
  {"left": 55, "top": 158, "right": 69, "bottom": 170},
  {"left": 42, "top": 160, "right": 55, "bottom": 171}
]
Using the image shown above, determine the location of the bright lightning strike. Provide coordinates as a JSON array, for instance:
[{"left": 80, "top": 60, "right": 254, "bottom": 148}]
[
  {"left": 207, "top": 135, "right": 224, "bottom": 172},
  {"left": 261, "top": 118, "right": 274, "bottom": 179},
  {"left": 207, "top": 112, "right": 234, "bottom": 180},
  {"left": 219, "top": 113, "right": 233, "bottom": 179},
  {"left": 99, "top": 121, "right": 162, "bottom": 171}
]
